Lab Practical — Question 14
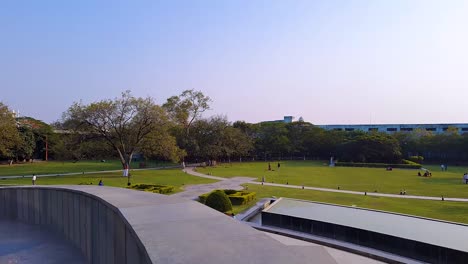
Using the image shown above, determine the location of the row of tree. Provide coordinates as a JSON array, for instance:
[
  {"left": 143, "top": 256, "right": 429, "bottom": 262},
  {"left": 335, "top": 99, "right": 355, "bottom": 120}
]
[
  {"left": 3, "top": 91, "right": 468, "bottom": 168},
  {"left": 0, "top": 103, "right": 54, "bottom": 164}
]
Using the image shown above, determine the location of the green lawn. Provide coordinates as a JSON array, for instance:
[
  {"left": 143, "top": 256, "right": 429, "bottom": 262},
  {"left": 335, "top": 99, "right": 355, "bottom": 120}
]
[
  {"left": 243, "top": 184, "right": 468, "bottom": 224},
  {"left": 197, "top": 161, "right": 468, "bottom": 198},
  {"left": 0, "top": 169, "right": 216, "bottom": 193},
  {"left": 0, "top": 160, "right": 176, "bottom": 176}
]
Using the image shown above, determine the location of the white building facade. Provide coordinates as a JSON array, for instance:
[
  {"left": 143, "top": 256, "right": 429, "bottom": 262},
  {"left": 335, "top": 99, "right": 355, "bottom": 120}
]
[{"left": 319, "top": 123, "right": 468, "bottom": 135}]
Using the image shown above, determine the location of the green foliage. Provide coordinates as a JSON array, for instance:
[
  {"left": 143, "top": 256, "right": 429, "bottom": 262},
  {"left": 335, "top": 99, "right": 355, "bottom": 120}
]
[
  {"left": 198, "top": 192, "right": 210, "bottom": 204},
  {"left": 335, "top": 162, "right": 421, "bottom": 169},
  {"left": 228, "top": 191, "right": 256, "bottom": 205},
  {"left": 163, "top": 89, "right": 211, "bottom": 135},
  {"left": 205, "top": 190, "right": 233, "bottom": 213},
  {"left": 0, "top": 103, "right": 21, "bottom": 160},
  {"left": 224, "top": 189, "right": 238, "bottom": 195},
  {"left": 63, "top": 91, "right": 174, "bottom": 168},
  {"left": 128, "top": 184, "right": 175, "bottom": 194},
  {"left": 402, "top": 159, "right": 422, "bottom": 167},
  {"left": 337, "top": 132, "right": 402, "bottom": 163},
  {"left": 15, "top": 126, "right": 36, "bottom": 160},
  {"left": 187, "top": 116, "right": 253, "bottom": 161},
  {"left": 408, "top": 156, "right": 424, "bottom": 163},
  {"left": 199, "top": 189, "right": 256, "bottom": 206}
]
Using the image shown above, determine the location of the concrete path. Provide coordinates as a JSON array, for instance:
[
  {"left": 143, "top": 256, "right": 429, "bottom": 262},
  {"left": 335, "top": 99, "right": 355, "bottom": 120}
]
[
  {"left": 172, "top": 169, "right": 255, "bottom": 200},
  {"left": 183, "top": 167, "right": 468, "bottom": 202}
]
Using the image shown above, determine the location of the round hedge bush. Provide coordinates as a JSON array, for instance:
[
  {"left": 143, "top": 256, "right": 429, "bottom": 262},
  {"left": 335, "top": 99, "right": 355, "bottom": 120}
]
[{"left": 205, "top": 190, "right": 233, "bottom": 213}]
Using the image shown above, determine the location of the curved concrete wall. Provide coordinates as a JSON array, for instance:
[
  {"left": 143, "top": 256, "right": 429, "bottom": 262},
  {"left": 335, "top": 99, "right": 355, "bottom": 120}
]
[
  {"left": 0, "top": 186, "right": 151, "bottom": 264},
  {"left": 0, "top": 185, "right": 345, "bottom": 264}
]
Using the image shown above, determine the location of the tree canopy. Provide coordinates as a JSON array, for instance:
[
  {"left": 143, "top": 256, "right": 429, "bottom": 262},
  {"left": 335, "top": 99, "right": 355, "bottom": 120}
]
[{"left": 63, "top": 91, "right": 181, "bottom": 168}]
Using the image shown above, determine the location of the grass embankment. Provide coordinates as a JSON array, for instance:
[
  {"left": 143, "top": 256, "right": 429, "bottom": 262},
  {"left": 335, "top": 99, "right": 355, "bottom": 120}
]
[
  {"left": 0, "top": 160, "right": 176, "bottom": 176},
  {"left": 198, "top": 161, "right": 468, "bottom": 198},
  {"left": 243, "top": 184, "right": 468, "bottom": 224},
  {"left": 0, "top": 169, "right": 216, "bottom": 193}
]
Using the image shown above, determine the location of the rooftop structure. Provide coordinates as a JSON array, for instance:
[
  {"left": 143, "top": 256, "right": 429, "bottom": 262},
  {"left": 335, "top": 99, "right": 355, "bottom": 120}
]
[
  {"left": 262, "top": 116, "right": 294, "bottom": 124},
  {"left": 262, "top": 198, "right": 468, "bottom": 263},
  {"left": 319, "top": 123, "right": 468, "bottom": 135}
]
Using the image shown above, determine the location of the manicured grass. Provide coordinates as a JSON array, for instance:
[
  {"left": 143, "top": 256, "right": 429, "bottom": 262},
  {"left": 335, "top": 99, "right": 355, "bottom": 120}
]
[
  {"left": 0, "top": 169, "right": 216, "bottom": 193},
  {"left": 244, "top": 184, "right": 468, "bottom": 224},
  {"left": 197, "top": 161, "right": 468, "bottom": 198},
  {"left": 0, "top": 160, "right": 176, "bottom": 176}
]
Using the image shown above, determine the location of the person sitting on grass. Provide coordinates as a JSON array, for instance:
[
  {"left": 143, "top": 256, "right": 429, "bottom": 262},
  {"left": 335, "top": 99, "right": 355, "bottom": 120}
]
[{"left": 418, "top": 171, "right": 422, "bottom": 176}]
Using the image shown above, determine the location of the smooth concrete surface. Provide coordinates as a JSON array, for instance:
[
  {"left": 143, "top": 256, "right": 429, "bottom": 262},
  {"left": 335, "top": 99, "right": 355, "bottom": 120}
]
[
  {"left": 263, "top": 232, "right": 385, "bottom": 264},
  {"left": 0, "top": 185, "right": 354, "bottom": 264},
  {"left": 0, "top": 220, "right": 85, "bottom": 264}
]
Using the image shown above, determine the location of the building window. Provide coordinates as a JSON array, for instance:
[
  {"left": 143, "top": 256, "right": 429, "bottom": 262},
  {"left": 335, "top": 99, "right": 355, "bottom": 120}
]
[
  {"left": 426, "top": 128, "right": 436, "bottom": 131},
  {"left": 333, "top": 128, "right": 343, "bottom": 131},
  {"left": 462, "top": 128, "right": 468, "bottom": 131},
  {"left": 345, "top": 128, "right": 354, "bottom": 131},
  {"left": 443, "top": 127, "right": 449, "bottom": 131},
  {"left": 368, "top": 128, "right": 378, "bottom": 131},
  {"left": 386, "top": 128, "right": 397, "bottom": 132},
  {"left": 401, "top": 128, "right": 413, "bottom": 131}
]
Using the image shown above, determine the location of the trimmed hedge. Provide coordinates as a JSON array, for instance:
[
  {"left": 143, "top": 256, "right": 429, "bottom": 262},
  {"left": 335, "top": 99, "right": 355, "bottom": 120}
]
[
  {"left": 199, "top": 189, "right": 256, "bottom": 206},
  {"left": 128, "top": 184, "right": 175, "bottom": 194},
  {"left": 205, "top": 190, "right": 232, "bottom": 213},
  {"left": 335, "top": 162, "right": 421, "bottom": 169},
  {"left": 402, "top": 159, "right": 422, "bottom": 167},
  {"left": 408, "top": 155, "right": 424, "bottom": 163},
  {"left": 228, "top": 191, "right": 256, "bottom": 205}
]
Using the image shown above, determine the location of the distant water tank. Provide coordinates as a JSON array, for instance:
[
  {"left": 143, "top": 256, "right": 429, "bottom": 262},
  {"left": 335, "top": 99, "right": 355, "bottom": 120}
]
[{"left": 284, "top": 116, "right": 293, "bottom": 123}]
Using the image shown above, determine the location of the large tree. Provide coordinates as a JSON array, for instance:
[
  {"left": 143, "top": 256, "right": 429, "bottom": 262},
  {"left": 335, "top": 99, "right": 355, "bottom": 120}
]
[
  {"left": 163, "top": 89, "right": 211, "bottom": 135},
  {"left": 63, "top": 91, "right": 174, "bottom": 170},
  {"left": 0, "top": 103, "right": 21, "bottom": 164}
]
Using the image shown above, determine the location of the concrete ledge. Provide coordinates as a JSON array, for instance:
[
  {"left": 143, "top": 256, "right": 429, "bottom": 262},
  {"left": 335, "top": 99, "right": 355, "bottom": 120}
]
[
  {"left": 0, "top": 186, "right": 152, "bottom": 264},
  {"left": 0, "top": 185, "right": 330, "bottom": 264}
]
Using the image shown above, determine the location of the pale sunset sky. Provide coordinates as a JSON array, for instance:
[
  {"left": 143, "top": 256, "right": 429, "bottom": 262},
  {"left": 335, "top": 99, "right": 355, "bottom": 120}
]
[{"left": 1, "top": 0, "right": 467, "bottom": 124}]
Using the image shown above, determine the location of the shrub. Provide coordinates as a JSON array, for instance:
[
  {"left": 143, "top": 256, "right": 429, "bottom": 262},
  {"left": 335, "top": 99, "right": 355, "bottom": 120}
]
[
  {"left": 228, "top": 191, "right": 256, "bottom": 205},
  {"left": 408, "top": 156, "right": 424, "bottom": 164},
  {"left": 224, "top": 189, "right": 238, "bottom": 195},
  {"left": 199, "top": 189, "right": 256, "bottom": 206},
  {"left": 402, "top": 159, "right": 421, "bottom": 167},
  {"left": 198, "top": 192, "right": 210, "bottom": 204},
  {"left": 128, "top": 184, "right": 175, "bottom": 194},
  {"left": 335, "top": 162, "right": 421, "bottom": 169},
  {"left": 205, "top": 190, "right": 232, "bottom": 213}
]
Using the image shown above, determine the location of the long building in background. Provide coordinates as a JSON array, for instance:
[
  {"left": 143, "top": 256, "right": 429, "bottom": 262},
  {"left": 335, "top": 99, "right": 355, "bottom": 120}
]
[
  {"left": 318, "top": 123, "right": 468, "bottom": 134},
  {"left": 261, "top": 116, "right": 468, "bottom": 134}
]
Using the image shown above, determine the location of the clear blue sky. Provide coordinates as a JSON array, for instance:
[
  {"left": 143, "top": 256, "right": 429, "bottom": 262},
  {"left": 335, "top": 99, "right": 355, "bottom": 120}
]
[{"left": 1, "top": 0, "right": 468, "bottom": 124}]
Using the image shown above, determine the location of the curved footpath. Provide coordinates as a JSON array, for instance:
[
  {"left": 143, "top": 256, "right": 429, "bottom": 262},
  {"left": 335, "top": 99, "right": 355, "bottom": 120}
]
[{"left": 183, "top": 167, "right": 468, "bottom": 202}]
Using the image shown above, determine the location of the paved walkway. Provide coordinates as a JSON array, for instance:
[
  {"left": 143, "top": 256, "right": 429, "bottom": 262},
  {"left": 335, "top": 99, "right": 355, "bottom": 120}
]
[
  {"left": 183, "top": 167, "right": 468, "bottom": 202},
  {"left": 172, "top": 169, "right": 255, "bottom": 200}
]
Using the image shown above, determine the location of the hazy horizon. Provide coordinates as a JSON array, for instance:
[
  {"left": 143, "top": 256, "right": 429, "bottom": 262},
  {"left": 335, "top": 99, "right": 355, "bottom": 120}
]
[{"left": 2, "top": 0, "right": 468, "bottom": 125}]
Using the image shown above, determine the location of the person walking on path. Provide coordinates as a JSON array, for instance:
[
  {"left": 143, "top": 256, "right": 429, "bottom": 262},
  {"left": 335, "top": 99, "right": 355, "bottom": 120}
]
[{"left": 32, "top": 175, "right": 37, "bottom": 185}]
